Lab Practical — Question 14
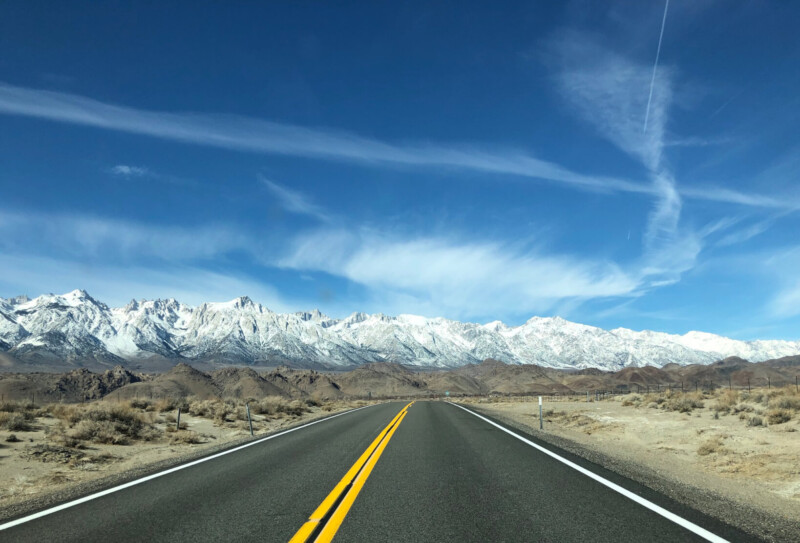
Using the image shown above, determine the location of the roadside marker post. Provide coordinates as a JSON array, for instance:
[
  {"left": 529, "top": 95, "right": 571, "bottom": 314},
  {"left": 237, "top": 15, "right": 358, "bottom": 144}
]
[
  {"left": 176, "top": 408, "right": 181, "bottom": 431},
  {"left": 538, "top": 396, "right": 543, "bottom": 430},
  {"left": 246, "top": 403, "right": 253, "bottom": 436}
]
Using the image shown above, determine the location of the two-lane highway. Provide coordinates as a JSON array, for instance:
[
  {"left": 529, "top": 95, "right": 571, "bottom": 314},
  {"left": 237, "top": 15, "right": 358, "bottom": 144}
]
[{"left": 1, "top": 401, "right": 758, "bottom": 542}]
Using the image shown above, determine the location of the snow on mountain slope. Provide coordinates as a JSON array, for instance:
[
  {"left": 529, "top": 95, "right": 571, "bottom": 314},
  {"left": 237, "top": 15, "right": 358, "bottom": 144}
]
[{"left": 0, "top": 290, "right": 798, "bottom": 370}]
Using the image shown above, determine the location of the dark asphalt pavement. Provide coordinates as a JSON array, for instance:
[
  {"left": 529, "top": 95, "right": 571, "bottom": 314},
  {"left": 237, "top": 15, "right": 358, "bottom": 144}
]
[{"left": 1, "top": 401, "right": 758, "bottom": 542}]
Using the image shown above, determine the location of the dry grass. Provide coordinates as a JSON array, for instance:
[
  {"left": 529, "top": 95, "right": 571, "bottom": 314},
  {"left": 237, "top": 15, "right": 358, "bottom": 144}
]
[
  {"left": 1, "top": 394, "right": 344, "bottom": 454},
  {"left": 0, "top": 411, "right": 35, "bottom": 431},
  {"left": 249, "top": 397, "right": 309, "bottom": 417},
  {"left": 697, "top": 436, "right": 728, "bottom": 456},
  {"left": 47, "top": 403, "right": 161, "bottom": 446},
  {"left": 620, "top": 390, "right": 705, "bottom": 413},
  {"left": 767, "top": 408, "right": 793, "bottom": 425},
  {"left": 619, "top": 386, "right": 800, "bottom": 427},
  {"left": 168, "top": 430, "right": 203, "bottom": 445}
]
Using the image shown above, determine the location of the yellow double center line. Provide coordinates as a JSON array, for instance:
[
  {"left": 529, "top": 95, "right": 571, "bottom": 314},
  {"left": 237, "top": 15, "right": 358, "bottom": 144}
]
[{"left": 290, "top": 402, "right": 414, "bottom": 543}]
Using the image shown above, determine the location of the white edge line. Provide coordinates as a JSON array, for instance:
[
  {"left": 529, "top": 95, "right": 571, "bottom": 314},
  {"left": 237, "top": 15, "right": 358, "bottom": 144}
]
[
  {"left": 448, "top": 402, "right": 728, "bottom": 543},
  {"left": 0, "top": 404, "right": 374, "bottom": 531}
]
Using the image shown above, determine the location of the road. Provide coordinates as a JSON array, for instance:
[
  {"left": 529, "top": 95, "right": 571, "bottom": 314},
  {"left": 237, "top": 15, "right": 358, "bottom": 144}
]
[{"left": 1, "top": 401, "right": 759, "bottom": 542}]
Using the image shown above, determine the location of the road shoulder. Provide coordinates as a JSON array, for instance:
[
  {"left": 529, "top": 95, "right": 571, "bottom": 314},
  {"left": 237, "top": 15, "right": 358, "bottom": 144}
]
[{"left": 466, "top": 402, "right": 799, "bottom": 543}]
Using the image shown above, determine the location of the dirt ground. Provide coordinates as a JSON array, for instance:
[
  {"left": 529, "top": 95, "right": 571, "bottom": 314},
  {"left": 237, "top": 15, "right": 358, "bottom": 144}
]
[
  {"left": 0, "top": 401, "right": 357, "bottom": 515},
  {"left": 458, "top": 391, "right": 800, "bottom": 533}
]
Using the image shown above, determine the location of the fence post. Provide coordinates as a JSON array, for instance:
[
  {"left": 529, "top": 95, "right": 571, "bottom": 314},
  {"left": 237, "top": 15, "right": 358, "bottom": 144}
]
[
  {"left": 246, "top": 403, "right": 253, "bottom": 436},
  {"left": 748, "top": 379, "right": 750, "bottom": 393},
  {"left": 729, "top": 378, "right": 732, "bottom": 390},
  {"left": 539, "top": 396, "right": 543, "bottom": 430},
  {"left": 176, "top": 407, "right": 181, "bottom": 431},
  {"left": 768, "top": 377, "right": 770, "bottom": 390}
]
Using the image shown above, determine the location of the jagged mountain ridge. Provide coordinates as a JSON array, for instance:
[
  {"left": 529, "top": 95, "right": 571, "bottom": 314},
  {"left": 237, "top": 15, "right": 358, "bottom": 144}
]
[{"left": 1, "top": 290, "right": 798, "bottom": 370}]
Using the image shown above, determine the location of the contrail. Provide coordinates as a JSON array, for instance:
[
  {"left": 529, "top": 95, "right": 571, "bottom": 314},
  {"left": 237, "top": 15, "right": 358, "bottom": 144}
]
[{"left": 644, "top": 0, "right": 670, "bottom": 134}]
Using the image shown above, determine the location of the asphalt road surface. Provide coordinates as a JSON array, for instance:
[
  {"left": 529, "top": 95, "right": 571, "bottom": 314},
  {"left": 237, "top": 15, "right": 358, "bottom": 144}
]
[{"left": 1, "top": 401, "right": 759, "bottom": 542}]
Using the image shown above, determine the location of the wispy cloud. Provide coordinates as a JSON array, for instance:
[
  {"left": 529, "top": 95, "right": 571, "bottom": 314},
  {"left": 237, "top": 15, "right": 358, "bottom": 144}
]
[
  {"left": 0, "top": 210, "right": 256, "bottom": 263},
  {"left": 552, "top": 33, "right": 671, "bottom": 172},
  {"left": 0, "top": 253, "right": 293, "bottom": 311},
  {"left": 260, "top": 177, "right": 331, "bottom": 222},
  {"left": 717, "top": 219, "right": 773, "bottom": 247},
  {"left": 769, "top": 281, "right": 800, "bottom": 318},
  {"left": 109, "top": 164, "right": 149, "bottom": 177},
  {"left": 0, "top": 81, "right": 792, "bottom": 211},
  {"left": 278, "top": 228, "right": 639, "bottom": 319},
  {"left": 551, "top": 31, "right": 694, "bottom": 289},
  {"left": 763, "top": 247, "right": 800, "bottom": 318},
  {"left": 0, "top": 82, "right": 648, "bottom": 196}
]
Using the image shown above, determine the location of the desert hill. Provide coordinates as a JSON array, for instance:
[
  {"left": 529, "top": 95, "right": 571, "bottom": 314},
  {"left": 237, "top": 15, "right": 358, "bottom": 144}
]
[{"left": 0, "top": 356, "right": 797, "bottom": 404}]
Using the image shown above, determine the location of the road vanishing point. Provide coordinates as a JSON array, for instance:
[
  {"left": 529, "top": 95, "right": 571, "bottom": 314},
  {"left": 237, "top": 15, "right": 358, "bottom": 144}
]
[{"left": 1, "top": 401, "right": 760, "bottom": 542}]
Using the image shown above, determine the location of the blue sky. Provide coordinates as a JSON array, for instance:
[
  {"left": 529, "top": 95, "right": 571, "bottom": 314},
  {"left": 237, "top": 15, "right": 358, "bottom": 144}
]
[{"left": 1, "top": 1, "right": 799, "bottom": 339}]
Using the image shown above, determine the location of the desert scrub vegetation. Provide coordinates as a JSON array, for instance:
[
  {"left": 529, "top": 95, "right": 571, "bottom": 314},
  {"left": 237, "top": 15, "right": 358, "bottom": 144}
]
[
  {"left": 247, "top": 397, "right": 309, "bottom": 418},
  {"left": 0, "top": 411, "right": 35, "bottom": 432},
  {"left": 47, "top": 403, "right": 161, "bottom": 446},
  {"left": 0, "top": 401, "right": 37, "bottom": 431},
  {"left": 183, "top": 396, "right": 311, "bottom": 426},
  {"left": 620, "top": 391, "right": 705, "bottom": 413},
  {"left": 766, "top": 408, "right": 793, "bottom": 425},
  {"left": 697, "top": 436, "right": 728, "bottom": 456},
  {"left": 0, "top": 395, "right": 334, "bottom": 453},
  {"left": 618, "top": 386, "right": 800, "bottom": 426}
]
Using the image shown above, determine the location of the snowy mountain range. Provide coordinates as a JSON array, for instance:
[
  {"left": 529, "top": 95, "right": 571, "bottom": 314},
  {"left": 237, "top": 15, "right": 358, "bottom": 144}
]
[{"left": 1, "top": 290, "right": 798, "bottom": 371}]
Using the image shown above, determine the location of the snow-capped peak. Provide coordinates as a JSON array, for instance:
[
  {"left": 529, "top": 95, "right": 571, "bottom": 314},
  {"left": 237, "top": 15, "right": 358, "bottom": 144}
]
[{"left": 0, "top": 290, "right": 798, "bottom": 370}]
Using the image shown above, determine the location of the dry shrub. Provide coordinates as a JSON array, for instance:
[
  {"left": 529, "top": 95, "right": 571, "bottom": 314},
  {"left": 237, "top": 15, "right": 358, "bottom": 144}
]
[
  {"left": 769, "top": 391, "right": 800, "bottom": 411},
  {"left": 712, "top": 390, "right": 739, "bottom": 413},
  {"left": 49, "top": 404, "right": 82, "bottom": 425},
  {"left": 164, "top": 420, "right": 189, "bottom": 433},
  {"left": 129, "top": 398, "right": 151, "bottom": 410},
  {"left": 251, "top": 397, "right": 308, "bottom": 417},
  {"left": 169, "top": 430, "right": 203, "bottom": 445},
  {"left": 190, "top": 400, "right": 234, "bottom": 423},
  {"left": 0, "top": 401, "right": 15, "bottom": 413},
  {"left": 643, "top": 393, "right": 666, "bottom": 406},
  {"left": 152, "top": 397, "right": 189, "bottom": 413},
  {"left": 49, "top": 403, "right": 161, "bottom": 445},
  {"left": 697, "top": 436, "right": 727, "bottom": 456},
  {"left": 542, "top": 409, "right": 566, "bottom": 418},
  {"left": 766, "top": 408, "right": 792, "bottom": 425},
  {"left": 621, "top": 394, "right": 641, "bottom": 407},
  {"left": 747, "top": 415, "right": 765, "bottom": 427},
  {"left": 663, "top": 393, "right": 705, "bottom": 413},
  {"left": 0, "top": 411, "right": 34, "bottom": 431}
]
